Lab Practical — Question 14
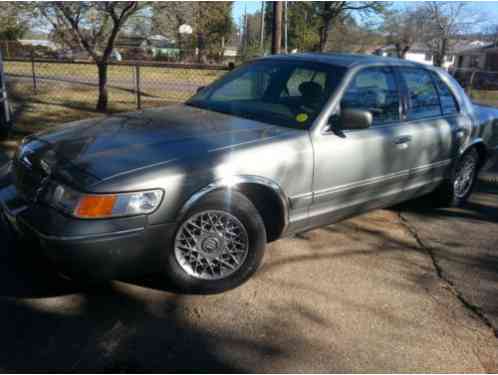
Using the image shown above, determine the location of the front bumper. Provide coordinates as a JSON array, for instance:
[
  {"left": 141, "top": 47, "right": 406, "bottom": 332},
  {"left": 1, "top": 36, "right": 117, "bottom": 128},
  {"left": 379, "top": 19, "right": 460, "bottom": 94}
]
[{"left": 0, "top": 176, "right": 176, "bottom": 280}]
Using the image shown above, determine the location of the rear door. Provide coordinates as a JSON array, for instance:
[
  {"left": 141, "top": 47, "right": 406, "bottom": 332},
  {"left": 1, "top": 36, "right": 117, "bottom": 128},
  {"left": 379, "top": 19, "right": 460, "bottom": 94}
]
[{"left": 396, "top": 67, "right": 458, "bottom": 188}]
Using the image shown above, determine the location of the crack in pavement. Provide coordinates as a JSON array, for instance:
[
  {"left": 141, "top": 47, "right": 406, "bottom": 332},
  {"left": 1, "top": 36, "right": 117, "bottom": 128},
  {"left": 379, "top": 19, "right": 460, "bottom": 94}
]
[{"left": 398, "top": 212, "right": 498, "bottom": 340}]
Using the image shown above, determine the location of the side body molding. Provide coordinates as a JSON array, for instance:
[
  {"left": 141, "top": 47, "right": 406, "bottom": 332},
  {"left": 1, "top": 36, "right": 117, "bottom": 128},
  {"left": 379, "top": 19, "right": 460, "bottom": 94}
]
[{"left": 177, "top": 175, "right": 290, "bottom": 237}]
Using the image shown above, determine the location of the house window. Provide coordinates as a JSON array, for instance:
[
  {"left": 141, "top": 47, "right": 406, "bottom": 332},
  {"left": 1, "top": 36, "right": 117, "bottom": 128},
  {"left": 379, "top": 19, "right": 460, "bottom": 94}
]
[{"left": 470, "top": 55, "right": 480, "bottom": 68}]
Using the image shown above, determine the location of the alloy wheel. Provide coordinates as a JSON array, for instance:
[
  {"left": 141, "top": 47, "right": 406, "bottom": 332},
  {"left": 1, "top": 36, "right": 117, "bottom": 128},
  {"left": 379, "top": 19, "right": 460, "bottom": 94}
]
[
  {"left": 454, "top": 153, "right": 477, "bottom": 199},
  {"left": 174, "top": 210, "right": 249, "bottom": 280}
]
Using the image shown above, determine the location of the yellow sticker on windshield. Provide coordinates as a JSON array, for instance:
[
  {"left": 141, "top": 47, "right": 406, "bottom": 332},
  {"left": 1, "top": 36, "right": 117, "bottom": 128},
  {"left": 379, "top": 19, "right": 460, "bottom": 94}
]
[{"left": 296, "top": 113, "right": 309, "bottom": 123}]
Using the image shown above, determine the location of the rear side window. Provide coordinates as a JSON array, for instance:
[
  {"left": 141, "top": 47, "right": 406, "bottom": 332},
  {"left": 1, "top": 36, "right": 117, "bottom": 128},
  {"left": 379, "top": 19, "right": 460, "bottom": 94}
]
[
  {"left": 399, "top": 68, "right": 441, "bottom": 120},
  {"left": 431, "top": 73, "right": 459, "bottom": 115},
  {"left": 341, "top": 67, "right": 400, "bottom": 125}
]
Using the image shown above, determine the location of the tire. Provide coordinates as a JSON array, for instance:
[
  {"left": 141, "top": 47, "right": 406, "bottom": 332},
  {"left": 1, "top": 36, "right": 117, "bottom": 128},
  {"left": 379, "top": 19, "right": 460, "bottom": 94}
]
[
  {"left": 164, "top": 190, "right": 267, "bottom": 294},
  {"left": 432, "top": 148, "right": 480, "bottom": 207},
  {"left": 0, "top": 211, "right": 16, "bottom": 248}
]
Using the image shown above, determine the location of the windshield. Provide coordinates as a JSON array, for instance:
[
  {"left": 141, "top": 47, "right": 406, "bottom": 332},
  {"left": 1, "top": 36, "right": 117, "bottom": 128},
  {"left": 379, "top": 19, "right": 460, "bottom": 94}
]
[{"left": 186, "top": 60, "right": 346, "bottom": 129}]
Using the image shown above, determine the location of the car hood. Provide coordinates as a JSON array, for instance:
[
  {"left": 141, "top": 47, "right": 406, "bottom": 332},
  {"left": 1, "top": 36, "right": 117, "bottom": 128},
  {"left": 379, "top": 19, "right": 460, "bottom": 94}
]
[{"left": 28, "top": 104, "right": 295, "bottom": 183}]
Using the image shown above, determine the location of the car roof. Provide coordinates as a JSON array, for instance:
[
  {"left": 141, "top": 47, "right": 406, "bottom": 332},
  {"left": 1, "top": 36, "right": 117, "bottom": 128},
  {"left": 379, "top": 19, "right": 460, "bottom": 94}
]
[{"left": 258, "top": 52, "right": 424, "bottom": 69}]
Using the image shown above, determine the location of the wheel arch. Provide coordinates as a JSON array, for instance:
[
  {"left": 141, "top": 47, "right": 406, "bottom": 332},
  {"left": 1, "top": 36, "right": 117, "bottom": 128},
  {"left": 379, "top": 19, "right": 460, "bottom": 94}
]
[
  {"left": 177, "top": 176, "right": 290, "bottom": 242},
  {"left": 460, "top": 139, "right": 488, "bottom": 169}
]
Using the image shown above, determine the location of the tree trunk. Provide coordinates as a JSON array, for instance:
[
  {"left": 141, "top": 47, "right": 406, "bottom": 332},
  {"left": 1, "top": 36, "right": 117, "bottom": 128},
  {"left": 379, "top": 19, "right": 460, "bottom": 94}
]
[
  {"left": 397, "top": 44, "right": 410, "bottom": 59},
  {"left": 197, "top": 31, "right": 208, "bottom": 64},
  {"left": 435, "top": 38, "right": 448, "bottom": 67},
  {"left": 318, "top": 23, "right": 328, "bottom": 52},
  {"left": 97, "top": 62, "right": 108, "bottom": 112}
]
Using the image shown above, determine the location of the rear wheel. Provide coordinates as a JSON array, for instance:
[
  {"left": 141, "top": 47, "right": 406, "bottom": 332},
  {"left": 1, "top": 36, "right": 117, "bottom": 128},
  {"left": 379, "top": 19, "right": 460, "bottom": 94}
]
[
  {"left": 164, "top": 190, "right": 267, "bottom": 294},
  {"left": 433, "top": 148, "right": 480, "bottom": 207}
]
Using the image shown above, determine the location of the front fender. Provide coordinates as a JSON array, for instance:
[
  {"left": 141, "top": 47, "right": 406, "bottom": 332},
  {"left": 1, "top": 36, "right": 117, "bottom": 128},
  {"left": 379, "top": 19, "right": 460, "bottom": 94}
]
[{"left": 176, "top": 175, "right": 290, "bottom": 235}]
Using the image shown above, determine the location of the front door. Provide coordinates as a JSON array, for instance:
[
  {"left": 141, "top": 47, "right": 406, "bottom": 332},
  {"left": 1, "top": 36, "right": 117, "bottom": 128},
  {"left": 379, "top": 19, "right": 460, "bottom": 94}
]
[{"left": 309, "top": 66, "right": 414, "bottom": 228}]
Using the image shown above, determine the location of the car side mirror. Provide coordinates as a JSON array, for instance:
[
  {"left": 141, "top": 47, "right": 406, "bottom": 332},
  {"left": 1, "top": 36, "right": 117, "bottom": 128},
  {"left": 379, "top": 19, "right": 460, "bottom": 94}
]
[
  {"left": 196, "top": 86, "right": 205, "bottom": 94},
  {"left": 331, "top": 108, "right": 372, "bottom": 131}
]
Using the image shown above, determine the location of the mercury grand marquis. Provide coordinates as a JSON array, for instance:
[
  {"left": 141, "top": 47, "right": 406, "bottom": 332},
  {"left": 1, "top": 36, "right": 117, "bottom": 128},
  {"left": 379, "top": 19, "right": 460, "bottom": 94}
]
[{"left": 1, "top": 53, "right": 498, "bottom": 292}]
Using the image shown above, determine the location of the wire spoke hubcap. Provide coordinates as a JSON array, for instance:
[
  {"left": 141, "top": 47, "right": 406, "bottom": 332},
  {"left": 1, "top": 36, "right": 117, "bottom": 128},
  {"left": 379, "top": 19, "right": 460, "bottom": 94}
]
[
  {"left": 454, "top": 154, "right": 477, "bottom": 198},
  {"left": 174, "top": 210, "right": 249, "bottom": 280}
]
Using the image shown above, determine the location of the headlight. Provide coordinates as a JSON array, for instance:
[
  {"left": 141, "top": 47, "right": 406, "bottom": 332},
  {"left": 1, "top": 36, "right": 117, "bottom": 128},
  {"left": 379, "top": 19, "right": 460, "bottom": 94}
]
[{"left": 47, "top": 185, "right": 163, "bottom": 219}]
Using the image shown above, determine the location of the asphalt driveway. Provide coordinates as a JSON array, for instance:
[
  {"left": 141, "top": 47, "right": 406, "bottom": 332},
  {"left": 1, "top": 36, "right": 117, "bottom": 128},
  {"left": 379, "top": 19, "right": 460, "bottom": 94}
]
[{"left": 0, "top": 160, "right": 497, "bottom": 371}]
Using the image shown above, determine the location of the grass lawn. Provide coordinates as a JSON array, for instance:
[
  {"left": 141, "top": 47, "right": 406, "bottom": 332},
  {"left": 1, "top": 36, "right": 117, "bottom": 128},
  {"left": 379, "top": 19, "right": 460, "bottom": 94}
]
[
  {"left": 6, "top": 80, "right": 180, "bottom": 143},
  {"left": 469, "top": 89, "right": 498, "bottom": 107},
  {"left": 4, "top": 61, "right": 224, "bottom": 86},
  {"left": 3, "top": 61, "right": 226, "bottom": 142}
]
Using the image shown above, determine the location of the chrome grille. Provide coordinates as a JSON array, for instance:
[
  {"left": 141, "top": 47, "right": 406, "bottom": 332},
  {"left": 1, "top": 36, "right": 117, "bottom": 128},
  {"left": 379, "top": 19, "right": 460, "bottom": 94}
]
[{"left": 12, "top": 159, "right": 47, "bottom": 202}]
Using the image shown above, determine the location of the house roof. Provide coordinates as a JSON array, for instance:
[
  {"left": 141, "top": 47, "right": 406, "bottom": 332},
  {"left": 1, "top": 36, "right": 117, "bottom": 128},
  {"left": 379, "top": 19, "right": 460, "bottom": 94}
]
[
  {"left": 115, "top": 36, "right": 146, "bottom": 48},
  {"left": 454, "top": 41, "right": 497, "bottom": 55},
  {"left": 18, "top": 39, "right": 57, "bottom": 50},
  {"left": 380, "top": 40, "right": 490, "bottom": 55}
]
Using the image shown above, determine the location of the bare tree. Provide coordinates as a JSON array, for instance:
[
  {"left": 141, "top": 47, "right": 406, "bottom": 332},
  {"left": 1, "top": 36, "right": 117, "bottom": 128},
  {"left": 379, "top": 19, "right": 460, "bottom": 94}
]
[
  {"left": 417, "top": 2, "right": 475, "bottom": 67},
  {"left": 384, "top": 8, "right": 422, "bottom": 58},
  {"left": 36, "top": 2, "right": 145, "bottom": 112},
  {"left": 315, "top": 2, "right": 387, "bottom": 52},
  {"left": 152, "top": 2, "right": 194, "bottom": 42},
  {"left": 152, "top": 2, "right": 233, "bottom": 63},
  {"left": 0, "top": 2, "right": 32, "bottom": 40}
]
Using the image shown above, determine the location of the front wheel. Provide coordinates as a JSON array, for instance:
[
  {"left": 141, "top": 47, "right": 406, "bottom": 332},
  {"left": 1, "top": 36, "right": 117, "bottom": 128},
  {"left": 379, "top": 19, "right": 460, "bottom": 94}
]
[
  {"left": 433, "top": 148, "right": 480, "bottom": 207},
  {"left": 164, "top": 190, "right": 267, "bottom": 294}
]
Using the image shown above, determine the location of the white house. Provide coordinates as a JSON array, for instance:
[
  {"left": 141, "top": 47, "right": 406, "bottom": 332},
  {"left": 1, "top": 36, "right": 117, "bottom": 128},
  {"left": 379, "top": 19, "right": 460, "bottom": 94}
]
[{"left": 375, "top": 42, "right": 455, "bottom": 69}]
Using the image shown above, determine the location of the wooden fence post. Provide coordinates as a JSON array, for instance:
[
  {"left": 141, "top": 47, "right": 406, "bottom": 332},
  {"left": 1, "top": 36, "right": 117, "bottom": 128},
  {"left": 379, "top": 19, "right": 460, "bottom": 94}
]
[
  {"left": 31, "top": 51, "right": 37, "bottom": 94},
  {"left": 135, "top": 64, "right": 141, "bottom": 110},
  {"left": 469, "top": 70, "right": 477, "bottom": 100}
]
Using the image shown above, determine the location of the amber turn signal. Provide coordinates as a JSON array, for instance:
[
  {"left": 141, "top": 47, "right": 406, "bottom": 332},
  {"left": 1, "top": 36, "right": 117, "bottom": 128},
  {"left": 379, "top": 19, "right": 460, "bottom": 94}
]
[{"left": 75, "top": 195, "right": 117, "bottom": 218}]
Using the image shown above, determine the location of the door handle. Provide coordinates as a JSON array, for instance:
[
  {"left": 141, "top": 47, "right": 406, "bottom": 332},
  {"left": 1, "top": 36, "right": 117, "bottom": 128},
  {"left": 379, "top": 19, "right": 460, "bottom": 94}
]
[
  {"left": 393, "top": 135, "right": 412, "bottom": 145},
  {"left": 455, "top": 128, "right": 467, "bottom": 139}
]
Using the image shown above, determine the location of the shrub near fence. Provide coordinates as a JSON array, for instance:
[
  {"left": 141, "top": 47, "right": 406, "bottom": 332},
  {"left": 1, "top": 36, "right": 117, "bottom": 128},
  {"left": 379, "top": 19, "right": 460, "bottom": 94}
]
[
  {"left": 3, "top": 58, "right": 229, "bottom": 112},
  {"left": 451, "top": 68, "right": 498, "bottom": 107}
]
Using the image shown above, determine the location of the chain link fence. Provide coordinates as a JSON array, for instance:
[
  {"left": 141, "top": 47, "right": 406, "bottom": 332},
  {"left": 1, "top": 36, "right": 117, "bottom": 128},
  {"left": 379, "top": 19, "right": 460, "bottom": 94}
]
[
  {"left": 3, "top": 58, "right": 228, "bottom": 113},
  {"left": 451, "top": 68, "right": 498, "bottom": 107},
  {"left": 0, "top": 40, "right": 231, "bottom": 113}
]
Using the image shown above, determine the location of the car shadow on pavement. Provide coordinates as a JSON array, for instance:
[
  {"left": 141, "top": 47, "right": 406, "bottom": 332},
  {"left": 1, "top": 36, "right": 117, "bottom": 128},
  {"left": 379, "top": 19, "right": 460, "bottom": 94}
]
[
  {"left": 390, "top": 178, "right": 498, "bottom": 335},
  {"left": 0, "top": 228, "right": 283, "bottom": 371}
]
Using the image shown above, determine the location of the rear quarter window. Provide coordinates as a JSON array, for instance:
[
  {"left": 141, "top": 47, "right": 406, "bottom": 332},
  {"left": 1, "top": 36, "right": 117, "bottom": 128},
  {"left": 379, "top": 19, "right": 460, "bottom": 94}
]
[
  {"left": 399, "top": 68, "right": 442, "bottom": 120},
  {"left": 431, "top": 72, "right": 459, "bottom": 115}
]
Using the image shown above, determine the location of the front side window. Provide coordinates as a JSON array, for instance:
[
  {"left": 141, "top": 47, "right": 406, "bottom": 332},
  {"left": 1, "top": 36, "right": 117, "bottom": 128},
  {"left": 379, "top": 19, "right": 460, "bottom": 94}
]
[
  {"left": 187, "top": 60, "right": 346, "bottom": 129},
  {"left": 399, "top": 68, "right": 441, "bottom": 120},
  {"left": 341, "top": 67, "right": 401, "bottom": 125},
  {"left": 431, "top": 72, "right": 459, "bottom": 115}
]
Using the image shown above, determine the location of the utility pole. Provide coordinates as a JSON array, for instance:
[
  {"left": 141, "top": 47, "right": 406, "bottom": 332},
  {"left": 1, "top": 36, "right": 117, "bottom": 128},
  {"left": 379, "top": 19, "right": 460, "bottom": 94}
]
[
  {"left": 272, "top": 1, "right": 283, "bottom": 54},
  {"left": 242, "top": 5, "right": 247, "bottom": 54},
  {"left": 284, "top": 1, "right": 288, "bottom": 53},
  {"left": 260, "top": 1, "right": 265, "bottom": 52}
]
